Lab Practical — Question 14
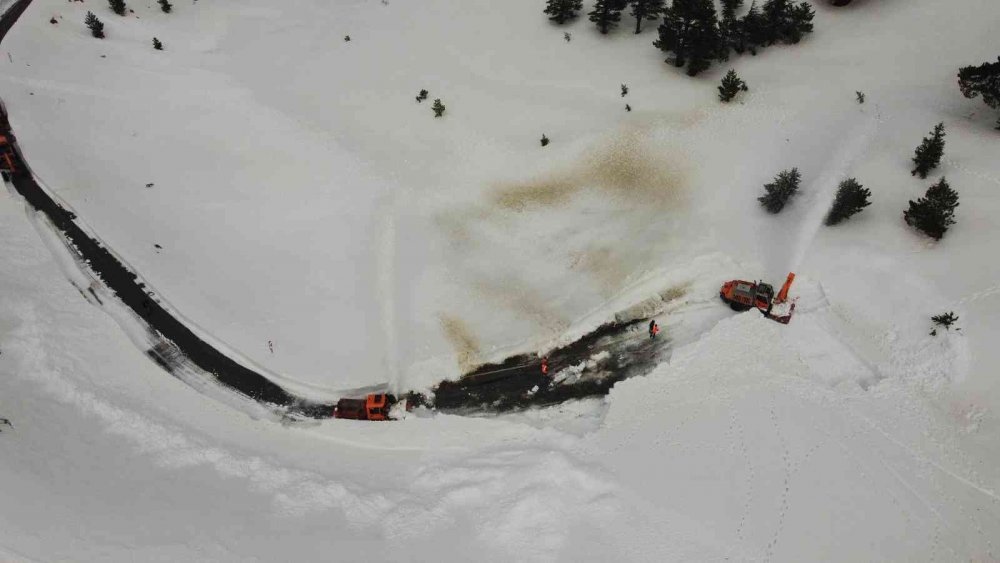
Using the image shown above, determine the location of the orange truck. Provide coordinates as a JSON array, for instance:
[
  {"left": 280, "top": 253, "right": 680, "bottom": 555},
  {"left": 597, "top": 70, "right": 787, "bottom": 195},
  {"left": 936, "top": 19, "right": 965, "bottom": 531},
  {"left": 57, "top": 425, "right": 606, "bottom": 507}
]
[
  {"left": 333, "top": 393, "right": 397, "bottom": 421},
  {"left": 720, "top": 273, "right": 796, "bottom": 324}
]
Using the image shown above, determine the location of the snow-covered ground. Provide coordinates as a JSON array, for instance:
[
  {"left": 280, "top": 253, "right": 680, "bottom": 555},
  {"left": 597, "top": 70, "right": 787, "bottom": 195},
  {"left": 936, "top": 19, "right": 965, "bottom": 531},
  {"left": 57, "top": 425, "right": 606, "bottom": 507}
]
[{"left": 2, "top": 0, "right": 1000, "bottom": 559}]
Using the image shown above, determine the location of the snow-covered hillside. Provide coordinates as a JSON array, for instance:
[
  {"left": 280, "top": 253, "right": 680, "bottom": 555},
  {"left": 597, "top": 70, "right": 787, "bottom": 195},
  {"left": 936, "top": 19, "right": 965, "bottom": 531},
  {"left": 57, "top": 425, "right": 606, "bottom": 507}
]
[{"left": 2, "top": 0, "right": 1000, "bottom": 560}]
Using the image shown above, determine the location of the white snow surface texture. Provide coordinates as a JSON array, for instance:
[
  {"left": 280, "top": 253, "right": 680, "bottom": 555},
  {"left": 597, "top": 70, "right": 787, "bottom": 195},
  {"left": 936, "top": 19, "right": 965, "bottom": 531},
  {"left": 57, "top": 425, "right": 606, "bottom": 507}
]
[{"left": 2, "top": 0, "right": 1000, "bottom": 560}]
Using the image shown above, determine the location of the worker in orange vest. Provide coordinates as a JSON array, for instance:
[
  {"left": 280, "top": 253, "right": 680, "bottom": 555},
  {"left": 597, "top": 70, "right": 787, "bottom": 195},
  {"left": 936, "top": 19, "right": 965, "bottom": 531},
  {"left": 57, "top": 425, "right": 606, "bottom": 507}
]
[
  {"left": 541, "top": 357, "right": 549, "bottom": 376},
  {"left": 649, "top": 320, "right": 660, "bottom": 339}
]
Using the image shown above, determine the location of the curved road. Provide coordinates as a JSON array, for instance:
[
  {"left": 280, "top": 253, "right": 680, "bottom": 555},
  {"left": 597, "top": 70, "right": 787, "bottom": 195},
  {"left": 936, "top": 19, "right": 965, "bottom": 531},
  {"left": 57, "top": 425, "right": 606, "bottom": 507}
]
[
  {"left": 0, "top": 0, "right": 333, "bottom": 417},
  {"left": 1, "top": 0, "right": 679, "bottom": 417}
]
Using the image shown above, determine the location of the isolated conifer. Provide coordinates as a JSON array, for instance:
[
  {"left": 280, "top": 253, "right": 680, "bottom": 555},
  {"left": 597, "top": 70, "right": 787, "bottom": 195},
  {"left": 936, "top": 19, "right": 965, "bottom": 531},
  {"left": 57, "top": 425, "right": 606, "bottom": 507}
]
[
  {"left": 544, "top": 0, "right": 583, "bottom": 24},
  {"left": 432, "top": 99, "right": 445, "bottom": 117},
  {"left": 85, "top": 11, "right": 105, "bottom": 38},
  {"left": 629, "top": 0, "right": 665, "bottom": 34},
  {"left": 158, "top": 0, "right": 172, "bottom": 13},
  {"left": 541, "top": 134, "right": 550, "bottom": 147},
  {"left": 903, "top": 177, "right": 958, "bottom": 240},
  {"left": 718, "top": 69, "right": 748, "bottom": 102},
  {"left": 589, "top": 0, "right": 625, "bottom": 34},
  {"left": 911, "top": 122, "right": 945, "bottom": 178},
  {"left": 758, "top": 168, "right": 801, "bottom": 213},
  {"left": 824, "top": 178, "right": 870, "bottom": 226},
  {"left": 931, "top": 312, "right": 959, "bottom": 330},
  {"left": 108, "top": 0, "right": 127, "bottom": 16},
  {"left": 958, "top": 57, "right": 1000, "bottom": 129},
  {"left": 153, "top": 37, "right": 163, "bottom": 50},
  {"left": 655, "top": 0, "right": 723, "bottom": 76},
  {"left": 855, "top": 91, "right": 865, "bottom": 104},
  {"left": 621, "top": 83, "right": 629, "bottom": 97},
  {"left": 416, "top": 89, "right": 428, "bottom": 102}
]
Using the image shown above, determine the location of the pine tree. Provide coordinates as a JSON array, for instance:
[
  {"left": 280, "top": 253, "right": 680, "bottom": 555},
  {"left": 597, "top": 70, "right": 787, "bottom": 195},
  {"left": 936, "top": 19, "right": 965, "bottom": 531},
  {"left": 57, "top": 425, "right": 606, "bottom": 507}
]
[
  {"left": 654, "top": 0, "right": 723, "bottom": 76},
  {"left": 416, "top": 89, "right": 428, "bottom": 103},
  {"left": 931, "top": 312, "right": 959, "bottom": 330},
  {"left": 544, "top": 0, "right": 583, "bottom": 24},
  {"left": 903, "top": 177, "right": 958, "bottom": 240},
  {"left": 629, "top": 0, "right": 665, "bottom": 34},
  {"left": 855, "top": 91, "right": 865, "bottom": 104},
  {"left": 737, "top": 1, "right": 767, "bottom": 54},
  {"left": 541, "top": 134, "right": 550, "bottom": 146},
  {"left": 153, "top": 37, "right": 163, "bottom": 50},
  {"left": 158, "top": 0, "right": 172, "bottom": 13},
  {"left": 718, "top": 69, "right": 748, "bottom": 102},
  {"left": 85, "top": 11, "right": 105, "bottom": 38},
  {"left": 589, "top": 0, "right": 625, "bottom": 34},
  {"left": 958, "top": 57, "right": 1000, "bottom": 130},
  {"left": 758, "top": 168, "right": 801, "bottom": 213},
  {"left": 719, "top": 0, "right": 743, "bottom": 52},
  {"left": 824, "top": 178, "right": 870, "bottom": 226},
  {"left": 621, "top": 83, "right": 629, "bottom": 97},
  {"left": 432, "top": 99, "right": 445, "bottom": 117},
  {"left": 109, "top": 0, "right": 127, "bottom": 16},
  {"left": 762, "top": 0, "right": 814, "bottom": 44},
  {"left": 911, "top": 122, "right": 945, "bottom": 178}
]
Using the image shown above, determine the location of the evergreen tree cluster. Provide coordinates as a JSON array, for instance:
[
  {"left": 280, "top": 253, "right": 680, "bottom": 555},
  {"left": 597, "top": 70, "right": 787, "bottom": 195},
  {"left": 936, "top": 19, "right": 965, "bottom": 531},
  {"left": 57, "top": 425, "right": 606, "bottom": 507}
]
[
  {"left": 153, "top": 37, "right": 163, "bottom": 50},
  {"left": 958, "top": 57, "right": 1000, "bottom": 129},
  {"left": 109, "top": 0, "right": 127, "bottom": 16},
  {"left": 824, "top": 178, "right": 870, "bottom": 226},
  {"left": 904, "top": 177, "right": 959, "bottom": 240},
  {"left": 159, "top": 0, "right": 172, "bottom": 13},
  {"left": 758, "top": 168, "right": 801, "bottom": 213},
  {"left": 911, "top": 122, "right": 945, "bottom": 179},
  {"left": 654, "top": 0, "right": 814, "bottom": 76},
  {"left": 542, "top": 0, "right": 814, "bottom": 76}
]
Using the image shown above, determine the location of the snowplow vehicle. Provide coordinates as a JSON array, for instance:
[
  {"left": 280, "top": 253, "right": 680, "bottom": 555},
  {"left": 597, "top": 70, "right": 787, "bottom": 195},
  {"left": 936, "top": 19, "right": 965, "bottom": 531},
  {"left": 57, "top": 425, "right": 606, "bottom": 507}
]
[
  {"left": 333, "top": 393, "right": 397, "bottom": 421},
  {"left": 720, "top": 273, "right": 796, "bottom": 324}
]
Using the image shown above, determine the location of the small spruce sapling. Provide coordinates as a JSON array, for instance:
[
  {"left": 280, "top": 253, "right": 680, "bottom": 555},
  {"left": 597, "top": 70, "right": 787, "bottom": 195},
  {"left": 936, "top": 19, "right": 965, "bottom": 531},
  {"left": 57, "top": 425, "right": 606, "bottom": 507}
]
[
  {"left": 344, "top": 35, "right": 351, "bottom": 42},
  {"left": 903, "top": 177, "right": 959, "bottom": 240},
  {"left": 930, "top": 312, "right": 959, "bottom": 335},
  {"left": 911, "top": 122, "right": 945, "bottom": 178},
  {"left": 718, "top": 69, "right": 748, "bottom": 102},
  {"left": 108, "top": 0, "right": 127, "bottom": 16},
  {"left": 824, "top": 178, "right": 871, "bottom": 226},
  {"left": 432, "top": 99, "right": 445, "bottom": 117},
  {"left": 855, "top": 91, "right": 865, "bottom": 104},
  {"left": 564, "top": 32, "right": 572, "bottom": 42},
  {"left": 541, "top": 134, "right": 550, "bottom": 147},
  {"left": 416, "top": 89, "right": 428, "bottom": 103},
  {"left": 626, "top": 104, "right": 632, "bottom": 112},
  {"left": 158, "top": 0, "right": 172, "bottom": 13},
  {"left": 85, "top": 11, "right": 105, "bottom": 38},
  {"left": 50, "top": 16, "right": 58, "bottom": 24},
  {"left": 621, "top": 83, "right": 629, "bottom": 97},
  {"left": 758, "top": 168, "right": 801, "bottom": 213},
  {"left": 153, "top": 37, "right": 163, "bottom": 50}
]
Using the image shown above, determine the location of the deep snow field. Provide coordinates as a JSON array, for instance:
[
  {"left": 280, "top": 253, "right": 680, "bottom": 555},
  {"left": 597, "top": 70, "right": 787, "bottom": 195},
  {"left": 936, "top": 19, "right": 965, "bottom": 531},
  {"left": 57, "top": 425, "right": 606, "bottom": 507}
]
[{"left": 2, "top": 0, "right": 1000, "bottom": 560}]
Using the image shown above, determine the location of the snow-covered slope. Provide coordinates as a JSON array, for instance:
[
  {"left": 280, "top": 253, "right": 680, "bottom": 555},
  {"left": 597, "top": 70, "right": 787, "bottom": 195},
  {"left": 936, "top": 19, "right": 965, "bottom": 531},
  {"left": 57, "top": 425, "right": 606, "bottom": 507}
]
[{"left": 2, "top": 0, "right": 1000, "bottom": 559}]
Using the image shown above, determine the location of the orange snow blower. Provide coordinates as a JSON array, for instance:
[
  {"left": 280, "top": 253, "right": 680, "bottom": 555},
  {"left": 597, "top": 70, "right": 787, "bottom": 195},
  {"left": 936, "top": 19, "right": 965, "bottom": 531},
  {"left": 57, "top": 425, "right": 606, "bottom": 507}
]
[{"left": 720, "top": 273, "right": 796, "bottom": 324}]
